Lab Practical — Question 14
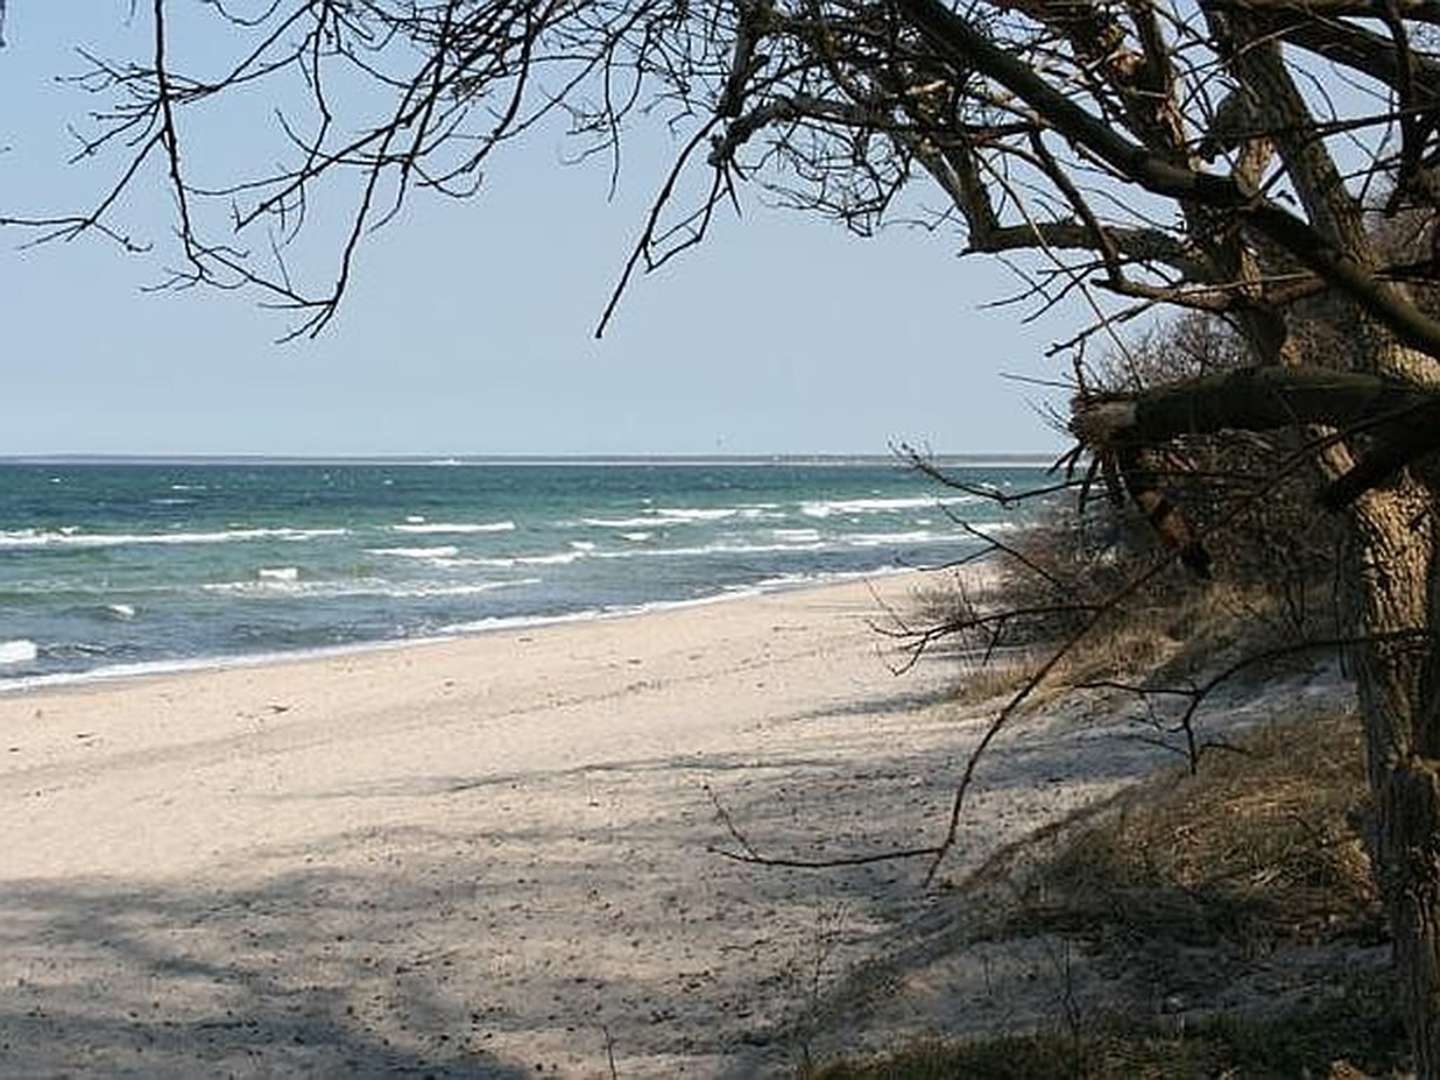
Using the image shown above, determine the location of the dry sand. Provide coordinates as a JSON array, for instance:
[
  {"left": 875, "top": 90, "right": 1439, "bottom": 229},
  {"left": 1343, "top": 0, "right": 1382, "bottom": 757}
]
[{"left": 0, "top": 573, "right": 1344, "bottom": 1077}]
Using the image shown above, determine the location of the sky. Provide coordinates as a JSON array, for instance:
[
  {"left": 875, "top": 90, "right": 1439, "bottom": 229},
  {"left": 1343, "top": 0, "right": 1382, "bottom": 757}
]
[{"left": 0, "top": 7, "right": 1078, "bottom": 457}]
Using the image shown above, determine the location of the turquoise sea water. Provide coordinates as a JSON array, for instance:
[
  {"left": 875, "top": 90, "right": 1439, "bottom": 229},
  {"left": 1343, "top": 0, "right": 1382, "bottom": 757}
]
[{"left": 0, "top": 459, "right": 1046, "bottom": 688}]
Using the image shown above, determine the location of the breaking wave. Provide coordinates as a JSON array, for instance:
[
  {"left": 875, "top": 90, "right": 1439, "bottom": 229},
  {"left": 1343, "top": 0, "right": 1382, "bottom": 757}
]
[
  {"left": 0, "top": 640, "right": 38, "bottom": 665},
  {"left": 390, "top": 521, "right": 515, "bottom": 535},
  {"left": 0, "top": 527, "right": 348, "bottom": 549}
]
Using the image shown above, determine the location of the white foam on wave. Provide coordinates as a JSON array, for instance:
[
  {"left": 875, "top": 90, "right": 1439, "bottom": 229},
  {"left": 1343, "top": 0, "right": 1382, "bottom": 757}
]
[
  {"left": 739, "top": 564, "right": 915, "bottom": 592},
  {"left": 431, "top": 549, "right": 586, "bottom": 568},
  {"left": 620, "top": 532, "right": 653, "bottom": 542},
  {"left": 588, "top": 528, "right": 979, "bottom": 562},
  {"left": 0, "top": 527, "right": 347, "bottom": 549},
  {"left": 106, "top": 603, "right": 137, "bottom": 620},
  {"left": 581, "top": 517, "right": 662, "bottom": 529},
  {"left": 390, "top": 578, "right": 541, "bottom": 598},
  {"left": 800, "top": 495, "right": 975, "bottom": 518},
  {"left": 428, "top": 556, "right": 514, "bottom": 569},
  {"left": 202, "top": 576, "right": 539, "bottom": 599},
  {"left": 580, "top": 506, "right": 782, "bottom": 529},
  {"left": 653, "top": 507, "right": 739, "bottom": 521},
  {"left": 516, "top": 551, "right": 584, "bottom": 566},
  {"left": 405, "top": 515, "right": 427, "bottom": 524},
  {"left": 844, "top": 530, "right": 936, "bottom": 546},
  {"left": 391, "top": 521, "right": 515, "bottom": 535},
  {"left": 569, "top": 541, "right": 597, "bottom": 552},
  {"left": 436, "top": 591, "right": 747, "bottom": 636},
  {"left": 258, "top": 566, "right": 300, "bottom": 582},
  {"left": 366, "top": 545, "right": 460, "bottom": 559},
  {"left": 595, "top": 540, "right": 826, "bottom": 561},
  {"left": 0, "top": 640, "right": 38, "bottom": 666}
]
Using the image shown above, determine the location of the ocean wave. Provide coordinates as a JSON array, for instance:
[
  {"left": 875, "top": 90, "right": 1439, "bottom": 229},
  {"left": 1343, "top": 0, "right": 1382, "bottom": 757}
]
[
  {"left": 844, "top": 530, "right": 936, "bottom": 546},
  {"left": 433, "top": 593, "right": 752, "bottom": 636},
  {"left": 656, "top": 506, "right": 783, "bottom": 522},
  {"left": 800, "top": 495, "right": 974, "bottom": 518},
  {"left": 773, "top": 528, "right": 821, "bottom": 542},
  {"left": 0, "top": 527, "right": 347, "bottom": 549},
  {"left": 516, "top": 552, "right": 584, "bottom": 566},
  {"left": 0, "top": 640, "right": 38, "bottom": 665},
  {"left": 434, "top": 567, "right": 911, "bottom": 635},
  {"left": 43, "top": 641, "right": 113, "bottom": 660},
  {"left": 0, "top": 637, "right": 463, "bottom": 694},
  {"left": 427, "top": 556, "right": 513, "bottom": 569},
  {"left": 430, "top": 550, "right": 585, "bottom": 568},
  {"left": 594, "top": 540, "right": 826, "bottom": 560},
  {"left": 439, "top": 539, "right": 838, "bottom": 567},
  {"left": 652, "top": 507, "right": 740, "bottom": 521},
  {"left": 580, "top": 517, "right": 665, "bottom": 529},
  {"left": 740, "top": 564, "right": 916, "bottom": 591},
  {"left": 579, "top": 506, "right": 781, "bottom": 528},
  {"left": 620, "top": 532, "right": 653, "bottom": 542},
  {"left": 366, "top": 545, "right": 460, "bottom": 559},
  {"left": 258, "top": 566, "right": 300, "bottom": 582},
  {"left": 390, "top": 521, "right": 515, "bottom": 534},
  {"left": 53, "top": 601, "right": 139, "bottom": 622},
  {"left": 201, "top": 577, "right": 540, "bottom": 599}
]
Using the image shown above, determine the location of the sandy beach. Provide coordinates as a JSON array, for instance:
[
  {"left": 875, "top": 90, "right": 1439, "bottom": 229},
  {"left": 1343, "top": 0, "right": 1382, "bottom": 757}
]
[{"left": 0, "top": 572, "right": 1339, "bottom": 1077}]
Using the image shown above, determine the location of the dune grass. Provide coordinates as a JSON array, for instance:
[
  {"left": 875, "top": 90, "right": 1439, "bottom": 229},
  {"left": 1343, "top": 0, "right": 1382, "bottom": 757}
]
[{"left": 805, "top": 706, "right": 1409, "bottom": 1078}]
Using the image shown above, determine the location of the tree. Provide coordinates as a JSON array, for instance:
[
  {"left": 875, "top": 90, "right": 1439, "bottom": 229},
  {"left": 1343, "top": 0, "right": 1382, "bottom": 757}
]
[{"left": 7, "top": 0, "right": 1440, "bottom": 1068}]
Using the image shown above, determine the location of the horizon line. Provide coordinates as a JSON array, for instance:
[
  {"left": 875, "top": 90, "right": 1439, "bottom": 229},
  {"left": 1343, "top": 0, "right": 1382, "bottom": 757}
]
[{"left": 0, "top": 451, "right": 1058, "bottom": 466}]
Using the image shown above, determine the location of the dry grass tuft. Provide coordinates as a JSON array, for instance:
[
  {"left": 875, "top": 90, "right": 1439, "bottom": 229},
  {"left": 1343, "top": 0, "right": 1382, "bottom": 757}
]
[
  {"left": 808, "top": 977, "right": 1403, "bottom": 1078},
  {"left": 1014, "top": 706, "right": 1380, "bottom": 953}
]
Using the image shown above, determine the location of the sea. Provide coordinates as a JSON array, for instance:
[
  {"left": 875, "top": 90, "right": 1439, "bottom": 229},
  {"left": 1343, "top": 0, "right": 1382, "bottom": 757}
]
[{"left": 0, "top": 458, "right": 1049, "bottom": 690}]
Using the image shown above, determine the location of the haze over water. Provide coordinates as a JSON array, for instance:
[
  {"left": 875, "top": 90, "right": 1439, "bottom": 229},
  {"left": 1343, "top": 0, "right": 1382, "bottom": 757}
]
[{"left": 0, "top": 459, "right": 1045, "bottom": 688}]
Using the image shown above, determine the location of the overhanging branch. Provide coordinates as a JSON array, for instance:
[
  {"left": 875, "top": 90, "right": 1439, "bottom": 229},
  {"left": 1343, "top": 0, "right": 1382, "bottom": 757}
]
[
  {"left": 895, "top": 0, "right": 1440, "bottom": 362},
  {"left": 1073, "top": 365, "right": 1440, "bottom": 507}
]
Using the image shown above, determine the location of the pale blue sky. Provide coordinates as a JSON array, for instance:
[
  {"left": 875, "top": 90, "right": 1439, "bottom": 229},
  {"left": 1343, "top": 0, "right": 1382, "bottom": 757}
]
[{"left": 0, "top": 7, "right": 1075, "bottom": 457}]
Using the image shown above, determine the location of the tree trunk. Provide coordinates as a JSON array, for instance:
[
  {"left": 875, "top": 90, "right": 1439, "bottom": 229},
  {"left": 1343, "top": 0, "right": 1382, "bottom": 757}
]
[
  {"left": 1348, "top": 481, "right": 1440, "bottom": 1074},
  {"left": 1384, "top": 758, "right": 1440, "bottom": 1076}
]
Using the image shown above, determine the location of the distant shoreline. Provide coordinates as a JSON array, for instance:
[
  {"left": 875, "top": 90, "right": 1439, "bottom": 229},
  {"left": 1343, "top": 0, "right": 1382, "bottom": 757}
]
[
  {"left": 0, "top": 452, "right": 1057, "bottom": 468},
  {"left": 0, "top": 564, "right": 923, "bottom": 698}
]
